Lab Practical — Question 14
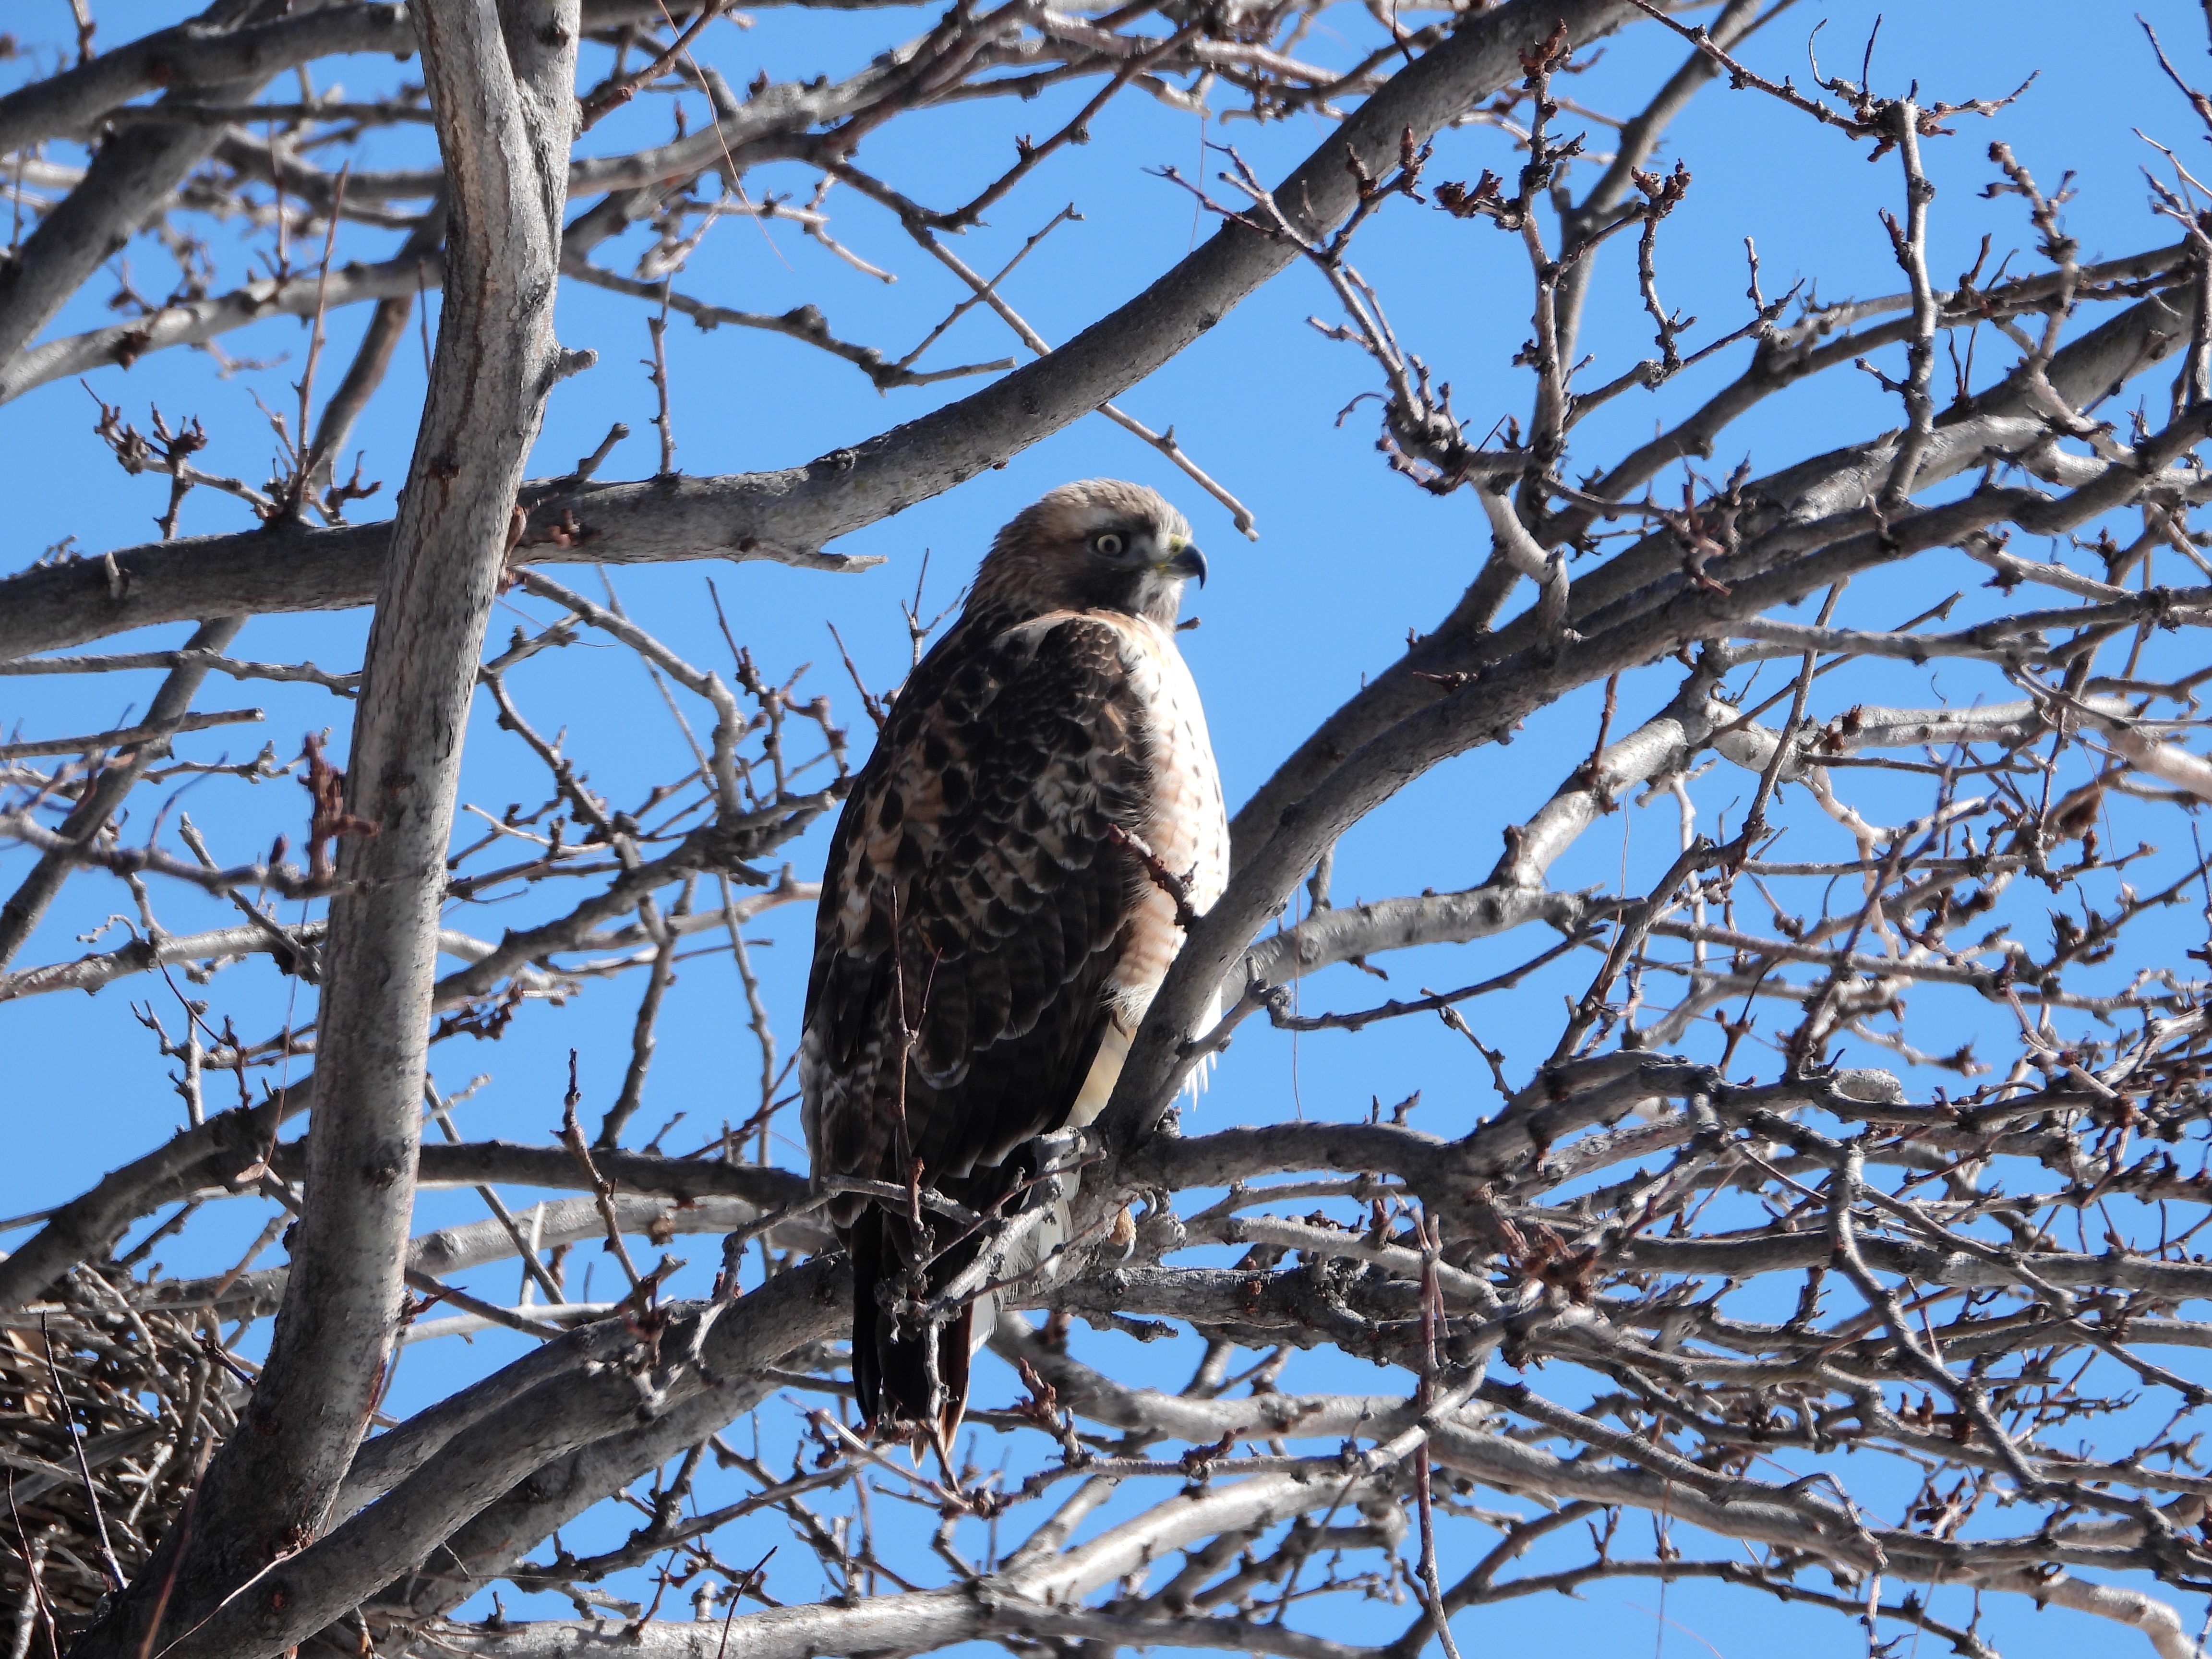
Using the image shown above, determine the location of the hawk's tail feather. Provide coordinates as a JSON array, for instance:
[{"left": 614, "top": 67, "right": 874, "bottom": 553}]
[
  {"left": 850, "top": 1209, "right": 887, "bottom": 1428},
  {"left": 849, "top": 1204, "right": 981, "bottom": 1469}
]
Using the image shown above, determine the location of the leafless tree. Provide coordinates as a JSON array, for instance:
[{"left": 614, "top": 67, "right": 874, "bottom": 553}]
[{"left": 7, "top": 2, "right": 2212, "bottom": 1657}]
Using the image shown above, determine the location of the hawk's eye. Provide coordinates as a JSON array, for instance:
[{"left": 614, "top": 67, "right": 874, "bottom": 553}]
[{"left": 1092, "top": 531, "right": 1126, "bottom": 558}]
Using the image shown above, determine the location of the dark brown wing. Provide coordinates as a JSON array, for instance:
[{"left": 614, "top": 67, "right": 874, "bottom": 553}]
[{"left": 800, "top": 610, "right": 1150, "bottom": 1211}]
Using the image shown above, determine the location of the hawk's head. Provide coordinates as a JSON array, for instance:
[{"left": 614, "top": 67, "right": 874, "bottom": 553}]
[{"left": 969, "top": 479, "right": 1206, "bottom": 626}]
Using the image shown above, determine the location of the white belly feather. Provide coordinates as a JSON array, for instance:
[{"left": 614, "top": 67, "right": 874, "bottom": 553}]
[{"left": 1065, "top": 614, "right": 1228, "bottom": 1127}]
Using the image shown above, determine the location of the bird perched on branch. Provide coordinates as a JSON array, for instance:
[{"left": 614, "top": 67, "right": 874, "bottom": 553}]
[{"left": 801, "top": 479, "right": 1226, "bottom": 1459}]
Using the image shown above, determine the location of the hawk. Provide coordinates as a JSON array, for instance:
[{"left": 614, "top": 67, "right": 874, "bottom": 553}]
[{"left": 801, "top": 479, "right": 1226, "bottom": 1454}]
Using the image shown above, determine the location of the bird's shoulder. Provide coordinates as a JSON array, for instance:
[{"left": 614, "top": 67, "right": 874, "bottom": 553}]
[
  {"left": 908, "top": 604, "right": 1155, "bottom": 705},
  {"left": 865, "top": 607, "right": 1159, "bottom": 778},
  {"left": 814, "top": 611, "right": 1155, "bottom": 941}
]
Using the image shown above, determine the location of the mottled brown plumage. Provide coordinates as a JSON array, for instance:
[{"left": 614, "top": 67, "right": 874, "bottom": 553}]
[{"left": 800, "top": 480, "right": 1227, "bottom": 1452}]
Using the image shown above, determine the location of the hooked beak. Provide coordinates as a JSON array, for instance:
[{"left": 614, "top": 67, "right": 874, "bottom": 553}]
[{"left": 1163, "top": 542, "right": 1208, "bottom": 588}]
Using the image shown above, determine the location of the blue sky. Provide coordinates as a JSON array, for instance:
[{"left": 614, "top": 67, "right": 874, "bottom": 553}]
[{"left": 8, "top": 2, "right": 2212, "bottom": 1654}]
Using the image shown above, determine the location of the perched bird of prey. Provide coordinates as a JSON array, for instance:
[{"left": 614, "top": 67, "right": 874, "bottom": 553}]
[{"left": 801, "top": 479, "right": 1226, "bottom": 1455}]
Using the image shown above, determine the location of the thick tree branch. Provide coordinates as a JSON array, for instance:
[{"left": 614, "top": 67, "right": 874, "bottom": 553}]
[
  {"left": 0, "top": 0, "right": 1640, "bottom": 663},
  {"left": 72, "top": 5, "right": 586, "bottom": 1654},
  {"left": 0, "top": 1080, "right": 308, "bottom": 1311}
]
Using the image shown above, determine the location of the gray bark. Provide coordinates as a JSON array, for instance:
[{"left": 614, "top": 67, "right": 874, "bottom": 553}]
[
  {"left": 0, "top": 0, "right": 1637, "bottom": 666},
  {"left": 67, "top": 3, "right": 583, "bottom": 1654},
  {"left": 0, "top": 0, "right": 290, "bottom": 370}
]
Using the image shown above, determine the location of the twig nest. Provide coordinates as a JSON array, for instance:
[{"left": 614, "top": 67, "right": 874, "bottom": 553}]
[{"left": 2, "top": 1265, "right": 240, "bottom": 1647}]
